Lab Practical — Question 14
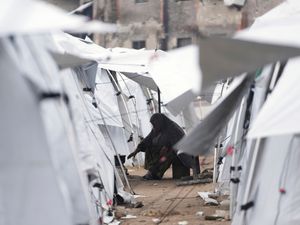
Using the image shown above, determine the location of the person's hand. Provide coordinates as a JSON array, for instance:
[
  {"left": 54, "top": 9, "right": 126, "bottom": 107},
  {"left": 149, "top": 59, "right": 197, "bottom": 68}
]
[{"left": 127, "top": 151, "right": 137, "bottom": 160}]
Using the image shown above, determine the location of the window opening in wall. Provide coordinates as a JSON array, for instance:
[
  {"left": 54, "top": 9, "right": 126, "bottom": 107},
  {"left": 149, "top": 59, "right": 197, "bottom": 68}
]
[
  {"left": 177, "top": 37, "right": 192, "bottom": 47},
  {"left": 135, "top": 0, "right": 148, "bottom": 3},
  {"left": 132, "top": 40, "right": 146, "bottom": 49}
]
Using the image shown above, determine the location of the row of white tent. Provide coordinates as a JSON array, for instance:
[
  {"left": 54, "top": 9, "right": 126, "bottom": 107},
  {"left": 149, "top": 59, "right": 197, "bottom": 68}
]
[{"left": 176, "top": 0, "right": 300, "bottom": 225}]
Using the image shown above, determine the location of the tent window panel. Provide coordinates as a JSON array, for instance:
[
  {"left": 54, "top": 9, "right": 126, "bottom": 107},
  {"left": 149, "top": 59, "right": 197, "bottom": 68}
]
[
  {"left": 132, "top": 40, "right": 146, "bottom": 49},
  {"left": 177, "top": 37, "right": 192, "bottom": 47}
]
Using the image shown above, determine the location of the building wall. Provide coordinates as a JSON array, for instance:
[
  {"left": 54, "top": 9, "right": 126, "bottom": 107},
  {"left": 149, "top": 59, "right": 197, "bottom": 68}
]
[
  {"left": 41, "top": 0, "right": 80, "bottom": 11},
  {"left": 197, "top": 0, "right": 242, "bottom": 35},
  {"left": 244, "top": 0, "right": 284, "bottom": 25},
  {"left": 94, "top": 0, "right": 283, "bottom": 49}
]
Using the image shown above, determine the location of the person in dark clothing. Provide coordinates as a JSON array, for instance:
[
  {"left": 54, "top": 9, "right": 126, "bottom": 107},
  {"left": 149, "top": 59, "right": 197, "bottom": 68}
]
[{"left": 127, "top": 113, "right": 190, "bottom": 180}]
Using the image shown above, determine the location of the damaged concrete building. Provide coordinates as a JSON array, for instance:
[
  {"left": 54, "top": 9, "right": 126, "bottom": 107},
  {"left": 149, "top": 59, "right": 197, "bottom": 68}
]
[{"left": 92, "top": 0, "right": 284, "bottom": 50}]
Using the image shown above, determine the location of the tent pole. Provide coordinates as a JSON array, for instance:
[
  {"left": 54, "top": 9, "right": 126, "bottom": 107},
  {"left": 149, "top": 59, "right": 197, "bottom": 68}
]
[
  {"left": 157, "top": 87, "right": 161, "bottom": 113},
  {"left": 213, "top": 136, "right": 221, "bottom": 185}
]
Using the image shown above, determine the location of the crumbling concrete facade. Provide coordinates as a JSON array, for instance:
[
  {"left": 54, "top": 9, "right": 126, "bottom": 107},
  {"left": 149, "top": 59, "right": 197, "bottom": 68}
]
[
  {"left": 93, "top": 0, "right": 283, "bottom": 49},
  {"left": 41, "top": 0, "right": 80, "bottom": 11}
]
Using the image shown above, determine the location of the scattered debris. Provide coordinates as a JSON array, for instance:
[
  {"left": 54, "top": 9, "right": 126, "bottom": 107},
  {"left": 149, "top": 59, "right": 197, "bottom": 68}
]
[
  {"left": 198, "top": 192, "right": 219, "bottom": 206},
  {"left": 115, "top": 209, "right": 127, "bottom": 219},
  {"left": 176, "top": 178, "right": 212, "bottom": 186},
  {"left": 215, "top": 210, "right": 229, "bottom": 218},
  {"left": 196, "top": 211, "right": 204, "bottom": 217},
  {"left": 220, "top": 199, "right": 230, "bottom": 210},
  {"left": 208, "top": 192, "right": 219, "bottom": 199},
  {"left": 132, "top": 201, "right": 144, "bottom": 208},
  {"left": 108, "top": 220, "right": 121, "bottom": 225},
  {"left": 178, "top": 220, "right": 188, "bottom": 225},
  {"left": 121, "top": 214, "right": 137, "bottom": 219},
  {"left": 134, "top": 194, "right": 148, "bottom": 198},
  {"left": 153, "top": 183, "right": 158, "bottom": 186},
  {"left": 205, "top": 215, "right": 224, "bottom": 221},
  {"left": 152, "top": 218, "right": 161, "bottom": 224},
  {"left": 141, "top": 209, "right": 163, "bottom": 217},
  {"left": 199, "top": 169, "right": 214, "bottom": 179}
]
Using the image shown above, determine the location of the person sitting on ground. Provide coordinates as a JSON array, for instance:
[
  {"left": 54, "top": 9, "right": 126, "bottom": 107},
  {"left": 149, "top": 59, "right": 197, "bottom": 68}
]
[{"left": 127, "top": 113, "right": 191, "bottom": 180}]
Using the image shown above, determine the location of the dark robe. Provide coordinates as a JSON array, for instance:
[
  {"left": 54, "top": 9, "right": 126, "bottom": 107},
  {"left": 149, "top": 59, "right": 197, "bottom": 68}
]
[{"left": 136, "top": 113, "right": 187, "bottom": 179}]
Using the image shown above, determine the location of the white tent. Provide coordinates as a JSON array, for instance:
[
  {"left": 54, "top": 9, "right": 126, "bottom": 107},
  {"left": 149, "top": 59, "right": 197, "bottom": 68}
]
[{"left": 0, "top": 39, "right": 75, "bottom": 225}]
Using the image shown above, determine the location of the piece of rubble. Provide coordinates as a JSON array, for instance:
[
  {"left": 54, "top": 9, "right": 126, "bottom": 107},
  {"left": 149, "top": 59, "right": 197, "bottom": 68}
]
[
  {"left": 178, "top": 221, "right": 188, "bottom": 225},
  {"left": 152, "top": 218, "right": 161, "bottom": 224},
  {"left": 121, "top": 214, "right": 137, "bottom": 219},
  {"left": 141, "top": 209, "right": 163, "bottom": 217},
  {"left": 198, "top": 192, "right": 219, "bottom": 206},
  {"left": 196, "top": 211, "right": 204, "bottom": 217},
  {"left": 204, "top": 215, "right": 224, "bottom": 221}
]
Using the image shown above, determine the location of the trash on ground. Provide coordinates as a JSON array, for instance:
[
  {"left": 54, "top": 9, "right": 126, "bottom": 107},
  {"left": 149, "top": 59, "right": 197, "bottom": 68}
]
[
  {"left": 121, "top": 214, "right": 137, "bottom": 219},
  {"left": 198, "top": 192, "right": 219, "bottom": 206},
  {"left": 152, "top": 218, "right": 161, "bottom": 224}
]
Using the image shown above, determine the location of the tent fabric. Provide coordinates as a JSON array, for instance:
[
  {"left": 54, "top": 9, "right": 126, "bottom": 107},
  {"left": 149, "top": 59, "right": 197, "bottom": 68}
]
[
  {"left": 53, "top": 33, "right": 111, "bottom": 61},
  {"left": 0, "top": 40, "right": 73, "bottom": 225},
  {"left": 166, "top": 89, "right": 197, "bottom": 116},
  {"left": 24, "top": 35, "right": 93, "bottom": 224},
  {"left": 50, "top": 51, "right": 94, "bottom": 70},
  {"left": 233, "top": 135, "right": 300, "bottom": 225},
  {"left": 121, "top": 72, "right": 158, "bottom": 91},
  {"left": 176, "top": 74, "right": 253, "bottom": 156},
  {"left": 70, "top": 68, "right": 116, "bottom": 200},
  {"left": 198, "top": 35, "right": 300, "bottom": 89},
  {"left": 99, "top": 49, "right": 162, "bottom": 74},
  {"left": 247, "top": 58, "right": 300, "bottom": 138},
  {"left": 149, "top": 45, "right": 201, "bottom": 115},
  {"left": 99, "top": 125, "right": 130, "bottom": 156},
  {"left": 95, "top": 69, "right": 123, "bottom": 127}
]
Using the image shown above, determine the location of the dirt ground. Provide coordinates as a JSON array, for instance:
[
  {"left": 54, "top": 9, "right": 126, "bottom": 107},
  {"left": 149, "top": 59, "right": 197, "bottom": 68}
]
[{"left": 116, "top": 157, "right": 231, "bottom": 225}]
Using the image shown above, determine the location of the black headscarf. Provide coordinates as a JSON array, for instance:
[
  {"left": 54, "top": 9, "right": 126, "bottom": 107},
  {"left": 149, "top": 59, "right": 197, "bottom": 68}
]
[{"left": 149, "top": 113, "right": 185, "bottom": 148}]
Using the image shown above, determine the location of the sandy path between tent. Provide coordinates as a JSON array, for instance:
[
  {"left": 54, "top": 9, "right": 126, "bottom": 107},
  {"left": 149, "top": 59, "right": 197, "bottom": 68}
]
[{"left": 116, "top": 157, "right": 231, "bottom": 225}]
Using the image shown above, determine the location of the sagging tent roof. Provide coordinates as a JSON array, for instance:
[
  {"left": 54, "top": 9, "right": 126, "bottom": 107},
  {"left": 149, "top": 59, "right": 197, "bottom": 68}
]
[
  {"left": 0, "top": 0, "right": 116, "bottom": 36},
  {"left": 121, "top": 72, "right": 158, "bottom": 91},
  {"left": 149, "top": 45, "right": 201, "bottom": 115},
  {"left": 176, "top": 74, "right": 253, "bottom": 156},
  {"left": 198, "top": 35, "right": 300, "bottom": 89},
  {"left": 50, "top": 51, "right": 94, "bottom": 70},
  {"left": 97, "top": 46, "right": 201, "bottom": 116},
  {"left": 52, "top": 33, "right": 111, "bottom": 61}
]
